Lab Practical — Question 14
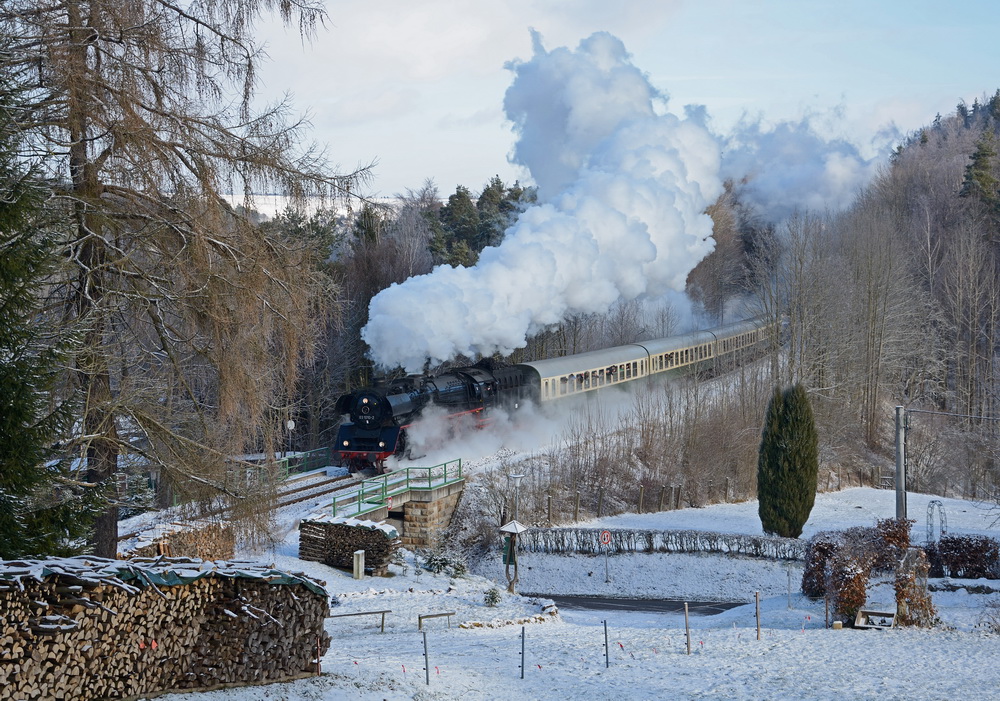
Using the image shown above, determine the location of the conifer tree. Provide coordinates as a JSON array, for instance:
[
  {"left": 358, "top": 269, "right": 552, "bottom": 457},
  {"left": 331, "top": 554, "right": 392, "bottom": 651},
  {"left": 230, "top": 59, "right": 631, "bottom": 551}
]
[
  {"left": 960, "top": 131, "right": 998, "bottom": 207},
  {"left": 0, "top": 78, "right": 95, "bottom": 558},
  {"left": 2, "top": 0, "right": 369, "bottom": 556},
  {"left": 757, "top": 384, "right": 819, "bottom": 538}
]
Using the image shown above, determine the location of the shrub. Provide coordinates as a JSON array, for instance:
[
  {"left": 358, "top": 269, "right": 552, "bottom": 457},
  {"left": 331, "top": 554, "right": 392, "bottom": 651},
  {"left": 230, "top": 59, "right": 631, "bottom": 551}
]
[
  {"left": 829, "top": 553, "right": 872, "bottom": 623},
  {"left": 801, "top": 533, "right": 841, "bottom": 597},
  {"left": 801, "top": 520, "right": 912, "bottom": 597},
  {"left": 871, "top": 518, "right": 914, "bottom": 572},
  {"left": 801, "top": 519, "right": 929, "bottom": 627},
  {"left": 926, "top": 534, "right": 1000, "bottom": 579},
  {"left": 484, "top": 587, "right": 502, "bottom": 607},
  {"left": 895, "top": 550, "right": 937, "bottom": 627},
  {"left": 977, "top": 598, "right": 1000, "bottom": 633},
  {"left": 421, "top": 550, "right": 468, "bottom": 578}
]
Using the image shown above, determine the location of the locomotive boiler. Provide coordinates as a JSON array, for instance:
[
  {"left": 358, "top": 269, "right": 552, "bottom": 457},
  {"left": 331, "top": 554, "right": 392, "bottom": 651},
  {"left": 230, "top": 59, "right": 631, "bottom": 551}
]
[{"left": 333, "top": 363, "right": 534, "bottom": 472}]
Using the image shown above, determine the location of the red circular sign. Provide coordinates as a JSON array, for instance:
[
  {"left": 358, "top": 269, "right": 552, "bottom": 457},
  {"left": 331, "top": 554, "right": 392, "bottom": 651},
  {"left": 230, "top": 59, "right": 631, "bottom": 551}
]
[{"left": 600, "top": 530, "right": 611, "bottom": 545}]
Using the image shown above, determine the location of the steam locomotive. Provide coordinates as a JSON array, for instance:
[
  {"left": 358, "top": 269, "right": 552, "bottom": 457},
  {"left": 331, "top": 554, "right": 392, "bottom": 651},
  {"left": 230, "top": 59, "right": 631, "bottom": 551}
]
[{"left": 333, "top": 316, "right": 776, "bottom": 472}]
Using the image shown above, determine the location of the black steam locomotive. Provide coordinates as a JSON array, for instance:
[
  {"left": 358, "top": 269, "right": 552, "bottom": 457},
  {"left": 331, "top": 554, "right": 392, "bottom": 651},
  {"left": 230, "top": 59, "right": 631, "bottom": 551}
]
[
  {"left": 333, "top": 363, "right": 535, "bottom": 472},
  {"left": 333, "top": 316, "right": 776, "bottom": 472}
]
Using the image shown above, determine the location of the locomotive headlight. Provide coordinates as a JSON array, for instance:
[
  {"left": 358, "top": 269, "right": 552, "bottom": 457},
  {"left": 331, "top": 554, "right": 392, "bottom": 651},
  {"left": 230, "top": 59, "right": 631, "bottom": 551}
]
[
  {"left": 378, "top": 441, "right": 386, "bottom": 448},
  {"left": 361, "top": 397, "right": 369, "bottom": 404},
  {"left": 342, "top": 440, "right": 349, "bottom": 447}
]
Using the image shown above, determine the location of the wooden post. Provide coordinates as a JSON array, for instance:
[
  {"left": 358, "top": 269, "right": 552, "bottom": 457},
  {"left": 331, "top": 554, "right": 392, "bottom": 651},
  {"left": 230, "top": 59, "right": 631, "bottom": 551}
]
[
  {"left": 658, "top": 485, "right": 665, "bottom": 511},
  {"left": 547, "top": 494, "right": 552, "bottom": 524},
  {"left": 675, "top": 486, "right": 681, "bottom": 509},
  {"left": 638, "top": 485, "right": 645, "bottom": 514},
  {"left": 353, "top": 550, "right": 365, "bottom": 580},
  {"left": 725, "top": 477, "right": 730, "bottom": 502},
  {"left": 597, "top": 489, "right": 604, "bottom": 518},
  {"left": 684, "top": 603, "right": 691, "bottom": 655},
  {"left": 755, "top": 591, "right": 761, "bottom": 640},
  {"left": 574, "top": 492, "right": 580, "bottom": 522}
]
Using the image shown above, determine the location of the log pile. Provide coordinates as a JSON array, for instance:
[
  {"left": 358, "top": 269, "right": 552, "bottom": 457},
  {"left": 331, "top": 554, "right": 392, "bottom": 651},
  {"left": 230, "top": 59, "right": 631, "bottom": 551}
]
[
  {"left": 0, "top": 556, "right": 330, "bottom": 700},
  {"left": 117, "top": 519, "right": 235, "bottom": 561},
  {"left": 299, "top": 515, "right": 400, "bottom": 576}
]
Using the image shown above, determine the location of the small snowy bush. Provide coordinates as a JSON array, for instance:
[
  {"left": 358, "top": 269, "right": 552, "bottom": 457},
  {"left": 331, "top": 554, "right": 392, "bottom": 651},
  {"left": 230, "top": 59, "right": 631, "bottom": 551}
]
[
  {"left": 484, "top": 587, "right": 502, "bottom": 607},
  {"left": 421, "top": 550, "right": 468, "bottom": 577}
]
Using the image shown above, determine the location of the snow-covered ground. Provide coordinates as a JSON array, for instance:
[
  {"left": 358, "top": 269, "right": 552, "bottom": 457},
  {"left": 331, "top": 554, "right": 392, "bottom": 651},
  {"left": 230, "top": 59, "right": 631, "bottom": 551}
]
[{"left": 152, "top": 486, "right": 1000, "bottom": 701}]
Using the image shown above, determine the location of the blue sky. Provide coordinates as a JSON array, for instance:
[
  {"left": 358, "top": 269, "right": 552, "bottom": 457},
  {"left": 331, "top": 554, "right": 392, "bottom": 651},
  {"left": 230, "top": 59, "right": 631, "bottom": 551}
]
[{"left": 255, "top": 0, "right": 1000, "bottom": 198}]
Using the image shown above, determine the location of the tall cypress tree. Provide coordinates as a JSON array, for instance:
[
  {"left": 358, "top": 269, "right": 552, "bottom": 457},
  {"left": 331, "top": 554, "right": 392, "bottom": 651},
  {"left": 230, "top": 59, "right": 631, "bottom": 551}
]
[{"left": 757, "top": 384, "right": 819, "bottom": 538}]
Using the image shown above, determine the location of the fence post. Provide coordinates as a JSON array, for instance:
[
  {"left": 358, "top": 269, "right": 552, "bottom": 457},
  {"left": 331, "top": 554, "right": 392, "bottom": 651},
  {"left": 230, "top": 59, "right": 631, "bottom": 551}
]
[
  {"left": 658, "top": 485, "right": 665, "bottom": 511},
  {"left": 353, "top": 550, "right": 365, "bottom": 580},
  {"left": 684, "top": 603, "right": 691, "bottom": 655},
  {"left": 597, "top": 489, "right": 604, "bottom": 518},
  {"left": 604, "top": 620, "right": 610, "bottom": 668},
  {"left": 638, "top": 485, "right": 645, "bottom": 513},
  {"left": 547, "top": 494, "right": 552, "bottom": 524},
  {"left": 755, "top": 591, "right": 761, "bottom": 640},
  {"left": 574, "top": 493, "right": 580, "bottom": 522},
  {"left": 423, "top": 631, "right": 430, "bottom": 686},
  {"left": 520, "top": 626, "right": 525, "bottom": 679}
]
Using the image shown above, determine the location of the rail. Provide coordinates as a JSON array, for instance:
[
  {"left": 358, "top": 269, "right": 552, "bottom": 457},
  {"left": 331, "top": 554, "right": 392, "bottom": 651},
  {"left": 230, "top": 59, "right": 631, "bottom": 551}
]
[
  {"left": 418, "top": 611, "right": 455, "bottom": 630},
  {"left": 328, "top": 609, "right": 391, "bottom": 632},
  {"left": 331, "top": 459, "right": 463, "bottom": 518}
]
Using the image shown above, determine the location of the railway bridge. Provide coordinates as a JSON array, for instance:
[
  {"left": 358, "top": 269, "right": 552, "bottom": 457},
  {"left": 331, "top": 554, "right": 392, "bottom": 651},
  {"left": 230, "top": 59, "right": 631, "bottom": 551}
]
[{"left": 322, "top": 460, "right": 465, "bottom": 547}]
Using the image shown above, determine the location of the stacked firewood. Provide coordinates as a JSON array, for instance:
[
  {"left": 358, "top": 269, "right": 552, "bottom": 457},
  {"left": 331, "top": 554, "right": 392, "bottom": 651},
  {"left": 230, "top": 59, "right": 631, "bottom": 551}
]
[
  {"left": 117, "top": 520, "right": 236, "bottom": 561},
  {"left": 0, "top": 557, "right": 330, "bottom": 700},
  {"left": 299, "top": 515, "right": 400, "bottom": 576}
]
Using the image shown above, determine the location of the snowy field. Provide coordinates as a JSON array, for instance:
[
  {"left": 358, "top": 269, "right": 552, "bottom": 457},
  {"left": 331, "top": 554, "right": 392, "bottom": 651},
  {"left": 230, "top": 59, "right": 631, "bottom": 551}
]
[{"left": 152, "top": 486, "right": 1000, "bottom": 701}]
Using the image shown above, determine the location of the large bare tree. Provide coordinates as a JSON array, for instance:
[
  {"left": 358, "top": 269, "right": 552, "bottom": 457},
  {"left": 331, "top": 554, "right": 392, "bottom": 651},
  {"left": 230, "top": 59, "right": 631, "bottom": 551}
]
[{"left": 2, "top": 0, "right": 369, "bottom": 555}]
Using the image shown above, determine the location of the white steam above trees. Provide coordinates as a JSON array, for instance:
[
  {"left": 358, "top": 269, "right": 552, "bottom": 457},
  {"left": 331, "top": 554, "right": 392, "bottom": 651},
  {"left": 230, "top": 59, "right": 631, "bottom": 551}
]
[
  {"left": 720, "top": 115, "right": 883, "bottom": 222},
  {"left": 362, "top": 32, "right": 722, "bottom": 371}
]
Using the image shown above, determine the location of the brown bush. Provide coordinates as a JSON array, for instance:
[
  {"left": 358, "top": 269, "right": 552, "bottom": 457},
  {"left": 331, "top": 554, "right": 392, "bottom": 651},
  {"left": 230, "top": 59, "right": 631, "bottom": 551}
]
[
  {"left": 895, "top": 550, "right": 937, "bottom": 627},
  {"left": 925, "top": 534, "right": 1000, "bottom": 579}
]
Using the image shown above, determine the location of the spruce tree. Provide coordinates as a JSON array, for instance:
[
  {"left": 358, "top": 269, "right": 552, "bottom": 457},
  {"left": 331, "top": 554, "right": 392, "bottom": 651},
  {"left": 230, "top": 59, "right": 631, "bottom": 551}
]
[
  {"left": 0, "top": 81, "right": 95, "bottom": 558},
  {"left": 757, "top": 384, "right": 819, "bottom": 538}
]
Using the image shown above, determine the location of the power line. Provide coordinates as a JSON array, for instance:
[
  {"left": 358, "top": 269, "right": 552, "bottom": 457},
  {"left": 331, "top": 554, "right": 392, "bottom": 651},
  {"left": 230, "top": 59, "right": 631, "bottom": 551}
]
[{"left": 906, "top": 408, "right": 1000, "bottom": 423}]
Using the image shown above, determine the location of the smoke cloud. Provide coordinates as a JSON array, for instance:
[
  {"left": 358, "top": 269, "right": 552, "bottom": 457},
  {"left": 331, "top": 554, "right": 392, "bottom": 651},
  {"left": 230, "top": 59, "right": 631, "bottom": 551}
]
[
  {"left": 721, "top": 114, "right": 883, "bottom": 222},
  {"left": 362, "top": 31, "right": 722, "bottom": 371}
]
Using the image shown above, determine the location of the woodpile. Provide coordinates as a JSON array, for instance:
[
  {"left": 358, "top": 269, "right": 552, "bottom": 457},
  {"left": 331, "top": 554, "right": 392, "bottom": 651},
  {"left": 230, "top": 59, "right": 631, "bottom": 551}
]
[
  {"left": 117, "top": 519, "right": 235, "bottom": 561},
  {"left": 0, "top": 556, "right": 330, "bottom": 700},
  {"left": 299, "top": 515, "right": 401, "bottom": 576}
]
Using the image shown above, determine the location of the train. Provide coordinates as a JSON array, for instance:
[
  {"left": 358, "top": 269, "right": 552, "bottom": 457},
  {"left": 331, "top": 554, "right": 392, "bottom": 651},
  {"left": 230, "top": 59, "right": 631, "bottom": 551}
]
[{"left": 333, "top": 315, "right": 777, "bottom": 472}]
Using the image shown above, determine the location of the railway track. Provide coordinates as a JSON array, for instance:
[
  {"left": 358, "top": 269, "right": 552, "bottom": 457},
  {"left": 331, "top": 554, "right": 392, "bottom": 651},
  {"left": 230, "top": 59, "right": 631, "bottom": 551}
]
[{"left": 274, "top": 471, "right": 361, "bottom": 509}]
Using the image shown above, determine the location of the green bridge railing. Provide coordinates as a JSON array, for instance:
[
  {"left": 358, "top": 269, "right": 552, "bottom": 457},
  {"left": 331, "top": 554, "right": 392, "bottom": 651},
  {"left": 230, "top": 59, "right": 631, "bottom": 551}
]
[
  {"left": 331, "top": 459, "right": 464, "bottom": 519},
  {"left": 277, "top": 447, "right": 332, "bottom": 479}
]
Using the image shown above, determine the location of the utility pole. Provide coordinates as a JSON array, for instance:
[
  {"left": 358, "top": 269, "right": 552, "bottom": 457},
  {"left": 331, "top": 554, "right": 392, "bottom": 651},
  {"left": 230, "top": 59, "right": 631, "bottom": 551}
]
[{"left": 895, "top": 406, "right": 907, "bottom": 520}]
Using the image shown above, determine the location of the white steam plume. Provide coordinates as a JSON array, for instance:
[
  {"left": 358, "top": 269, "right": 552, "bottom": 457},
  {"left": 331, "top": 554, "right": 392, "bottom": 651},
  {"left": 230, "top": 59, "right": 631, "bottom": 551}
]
[
  {"left": 721, "top": 115, "right": 883, "bottom": 222},
  {"left": 362, "top": 32, "right": 722, "bottom": 371}
]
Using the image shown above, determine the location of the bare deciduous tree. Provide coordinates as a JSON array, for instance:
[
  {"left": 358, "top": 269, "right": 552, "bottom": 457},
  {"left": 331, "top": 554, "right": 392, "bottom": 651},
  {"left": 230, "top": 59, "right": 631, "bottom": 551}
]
[{"left": 3, "top": 0, "right": 370, "bottom": 555}]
